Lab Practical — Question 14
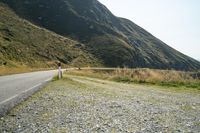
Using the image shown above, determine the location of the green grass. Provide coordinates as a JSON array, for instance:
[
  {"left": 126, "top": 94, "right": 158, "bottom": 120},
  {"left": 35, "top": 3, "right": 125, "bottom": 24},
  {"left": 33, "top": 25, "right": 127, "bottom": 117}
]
[
  {"left": 195, "top": 122, "right": 200, "bottom": 127},
  {"left": 180, "top": 105, "right": 194, "bottom": 111}
]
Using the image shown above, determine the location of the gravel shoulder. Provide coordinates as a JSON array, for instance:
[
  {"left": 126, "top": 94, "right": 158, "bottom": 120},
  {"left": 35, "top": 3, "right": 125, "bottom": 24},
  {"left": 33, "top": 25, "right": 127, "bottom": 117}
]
[{"left": 0, "top": 75, "right": 200, "bottom": 133}]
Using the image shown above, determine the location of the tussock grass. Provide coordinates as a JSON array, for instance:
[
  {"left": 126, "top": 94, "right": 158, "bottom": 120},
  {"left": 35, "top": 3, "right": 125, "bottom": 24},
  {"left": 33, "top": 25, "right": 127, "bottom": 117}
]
[
  {"left": 0, "top": 66, "right": 30, "bottom": 76},
  {"left": 0, "top": 66, "right": 54, "bottom": 76},
  {"left": 65, "top": 68, "right": 200, "bottom": 90}
]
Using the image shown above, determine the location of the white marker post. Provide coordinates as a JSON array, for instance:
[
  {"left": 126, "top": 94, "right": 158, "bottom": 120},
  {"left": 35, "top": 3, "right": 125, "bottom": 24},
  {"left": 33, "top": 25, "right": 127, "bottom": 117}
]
[{"left": 58, "top": 62, "right": 62, "bottom": 79}]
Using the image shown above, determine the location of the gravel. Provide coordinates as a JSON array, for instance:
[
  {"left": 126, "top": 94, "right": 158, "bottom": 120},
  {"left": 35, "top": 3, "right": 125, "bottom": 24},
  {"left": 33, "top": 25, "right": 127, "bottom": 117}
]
[{"left": 0, "top": 75, "right": 200, "bottom": 133}]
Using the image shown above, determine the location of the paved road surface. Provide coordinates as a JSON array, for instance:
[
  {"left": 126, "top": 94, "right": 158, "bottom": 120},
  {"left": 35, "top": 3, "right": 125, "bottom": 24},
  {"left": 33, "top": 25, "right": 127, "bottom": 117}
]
[
  {"left": 0, "top": 70, "right": 58, "bottom": 109},
  {"left": 0, "top": 70, "right": 58, "bottom": 103},
  {"left": 0, "top": 68, "right": 109, "bottom": 106}
]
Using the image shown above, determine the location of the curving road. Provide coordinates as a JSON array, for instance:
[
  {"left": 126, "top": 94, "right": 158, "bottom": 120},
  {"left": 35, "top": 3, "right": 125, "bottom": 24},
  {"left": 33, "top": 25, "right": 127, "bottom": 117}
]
[
  {"left": 0, "top": 68, "right": 109, "bottom": 108},
  {"left": 0, "top": 70, "right": 59, "bottom": 115}
]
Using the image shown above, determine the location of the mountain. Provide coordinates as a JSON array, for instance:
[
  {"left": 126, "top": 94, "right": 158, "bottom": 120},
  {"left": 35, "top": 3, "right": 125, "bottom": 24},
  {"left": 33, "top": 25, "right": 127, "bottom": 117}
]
[
  {"left": 1, "top": 0, "right": 200, "bottom": 71},
  {"left": 0, "top": 2, "right": 101, "bottom": 68}
]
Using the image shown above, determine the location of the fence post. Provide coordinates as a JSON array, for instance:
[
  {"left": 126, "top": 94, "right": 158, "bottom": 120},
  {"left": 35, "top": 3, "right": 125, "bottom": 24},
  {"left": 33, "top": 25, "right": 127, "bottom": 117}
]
[{"left": 58, "top": 62, "right": 62, "bottom": 79}]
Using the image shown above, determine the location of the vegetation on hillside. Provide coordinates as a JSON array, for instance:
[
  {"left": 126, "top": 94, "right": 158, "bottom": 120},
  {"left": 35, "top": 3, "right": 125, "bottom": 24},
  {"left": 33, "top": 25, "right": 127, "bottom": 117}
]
[
  {"left": 0, "top": 3, "right": 102, "bottom": 72},
  {"left": 2, "top": 0, "right": 200, "bottom": 71}
]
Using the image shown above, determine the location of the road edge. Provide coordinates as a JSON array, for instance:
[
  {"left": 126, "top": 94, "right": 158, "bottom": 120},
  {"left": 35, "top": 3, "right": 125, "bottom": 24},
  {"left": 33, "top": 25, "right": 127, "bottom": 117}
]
[{"left": 0, "top": 78, "right": 52, "bottom": 117}]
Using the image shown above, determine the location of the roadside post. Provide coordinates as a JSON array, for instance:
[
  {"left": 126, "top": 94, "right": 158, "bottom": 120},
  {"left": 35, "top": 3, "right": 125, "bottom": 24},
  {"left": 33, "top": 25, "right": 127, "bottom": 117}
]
[{"left": 58, "top": 62, "right": 62, "bottom": 79}]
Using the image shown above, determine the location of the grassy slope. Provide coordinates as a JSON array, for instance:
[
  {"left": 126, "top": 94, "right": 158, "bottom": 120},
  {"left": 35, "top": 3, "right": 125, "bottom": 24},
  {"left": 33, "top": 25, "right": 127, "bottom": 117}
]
[{"left": 0, "top": 3, "right": 102, "bottom": 74}]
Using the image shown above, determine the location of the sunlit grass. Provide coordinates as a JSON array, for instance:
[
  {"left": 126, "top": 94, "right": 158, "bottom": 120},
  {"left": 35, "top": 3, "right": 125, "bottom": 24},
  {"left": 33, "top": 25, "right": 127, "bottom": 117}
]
[
  {"left": 65, "top": 68, "right": 200, "bottom": 90},
  {"left": 0, "top": 66, "right": 54, "bottom": 76}
]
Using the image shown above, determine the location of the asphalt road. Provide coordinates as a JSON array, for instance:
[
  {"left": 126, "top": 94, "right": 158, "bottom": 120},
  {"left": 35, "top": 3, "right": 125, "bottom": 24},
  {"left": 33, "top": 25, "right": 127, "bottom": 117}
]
[
  {"left": 0, "top": 68, "right": 117, "bottom": 116},
  {"left": 0, "top": 68, "right": 109, "bottom": 106},
  {"left": 0, "top": 70, "right": 58, "bottom": 105}
]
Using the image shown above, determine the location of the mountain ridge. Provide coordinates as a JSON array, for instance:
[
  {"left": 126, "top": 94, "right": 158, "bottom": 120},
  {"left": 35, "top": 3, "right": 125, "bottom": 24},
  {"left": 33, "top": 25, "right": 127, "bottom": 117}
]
[{"left": 1, "top": 0, "right": 200, "bottom": 71}]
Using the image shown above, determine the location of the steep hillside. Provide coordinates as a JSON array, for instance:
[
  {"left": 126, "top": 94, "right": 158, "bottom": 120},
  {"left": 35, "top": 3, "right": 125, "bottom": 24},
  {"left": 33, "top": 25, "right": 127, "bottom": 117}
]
[
  {"left": 1, "top": 0, "right": 200, "bottom": 70},
  {"left": 0, "top": 3, "right": 101, "bottom": 68}
]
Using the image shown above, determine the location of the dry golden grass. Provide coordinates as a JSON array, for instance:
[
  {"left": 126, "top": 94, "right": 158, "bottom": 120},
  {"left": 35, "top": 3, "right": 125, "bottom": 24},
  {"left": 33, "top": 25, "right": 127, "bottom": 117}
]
[
  {"left": 0, "top": 66, "right": 54, "bottom": 76},
  {"left": 113, "top": 68, "right": 194, "bottom": 82},
  {"left": 65, "top": 68, "right": 200, "bottom": 89}
]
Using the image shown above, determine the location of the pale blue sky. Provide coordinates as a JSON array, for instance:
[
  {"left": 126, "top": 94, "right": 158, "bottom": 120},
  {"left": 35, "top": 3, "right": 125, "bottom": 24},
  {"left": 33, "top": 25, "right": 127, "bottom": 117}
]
[{"left": 99, "top": 0, "right": 200, "bottom": 60}]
